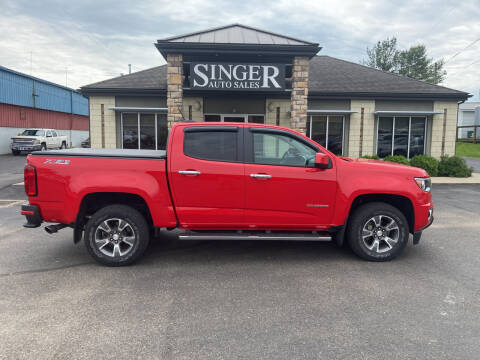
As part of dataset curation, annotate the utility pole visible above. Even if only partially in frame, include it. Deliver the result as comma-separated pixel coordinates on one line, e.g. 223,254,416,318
30,51,32,75
128,64,131,74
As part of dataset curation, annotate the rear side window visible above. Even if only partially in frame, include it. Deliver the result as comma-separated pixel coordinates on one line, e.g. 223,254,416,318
52,131,58,137
184,130,238,162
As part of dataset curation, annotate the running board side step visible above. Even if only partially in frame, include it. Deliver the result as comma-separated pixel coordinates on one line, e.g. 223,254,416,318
178,232,332,241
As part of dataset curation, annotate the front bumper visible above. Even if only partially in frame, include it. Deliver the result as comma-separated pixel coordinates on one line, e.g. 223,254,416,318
413,209,434,245
21,204,42,228
11,144,42,151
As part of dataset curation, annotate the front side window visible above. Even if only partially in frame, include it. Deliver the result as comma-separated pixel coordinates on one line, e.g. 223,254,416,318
252,132,317,167
184,130,238,162
376,116,426,158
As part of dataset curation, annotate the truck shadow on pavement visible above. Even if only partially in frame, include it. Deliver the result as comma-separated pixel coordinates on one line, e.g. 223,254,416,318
141,234,359,266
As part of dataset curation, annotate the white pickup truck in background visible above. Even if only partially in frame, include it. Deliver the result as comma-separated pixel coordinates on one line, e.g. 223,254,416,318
11,129,68,155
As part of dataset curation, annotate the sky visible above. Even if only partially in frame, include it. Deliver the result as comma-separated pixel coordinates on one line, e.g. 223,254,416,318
1,0,479,100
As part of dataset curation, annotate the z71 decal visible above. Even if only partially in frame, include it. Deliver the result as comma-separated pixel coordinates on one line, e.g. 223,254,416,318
44,159,70,165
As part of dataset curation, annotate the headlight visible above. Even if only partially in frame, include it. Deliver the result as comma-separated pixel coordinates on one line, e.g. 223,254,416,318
414,177,431,192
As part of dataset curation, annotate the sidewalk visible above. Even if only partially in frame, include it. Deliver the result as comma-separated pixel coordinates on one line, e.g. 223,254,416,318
432,172,480,184
464,158,480,173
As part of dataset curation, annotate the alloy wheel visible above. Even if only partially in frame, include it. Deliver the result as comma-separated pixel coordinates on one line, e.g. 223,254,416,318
361,215,399,253
94,218,136,257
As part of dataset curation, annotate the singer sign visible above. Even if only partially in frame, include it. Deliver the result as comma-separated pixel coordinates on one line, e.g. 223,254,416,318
190,62,285,91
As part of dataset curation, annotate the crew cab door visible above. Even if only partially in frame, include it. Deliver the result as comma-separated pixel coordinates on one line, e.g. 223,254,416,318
244,128,336,230
168,125,245,229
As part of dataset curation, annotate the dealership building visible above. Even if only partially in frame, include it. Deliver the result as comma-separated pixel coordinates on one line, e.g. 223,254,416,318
81,24,470,158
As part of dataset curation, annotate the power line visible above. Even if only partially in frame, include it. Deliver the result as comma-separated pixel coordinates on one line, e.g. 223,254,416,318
444,38,480,64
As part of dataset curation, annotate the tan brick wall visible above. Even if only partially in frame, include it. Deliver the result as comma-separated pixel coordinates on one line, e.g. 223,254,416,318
265,99,290,127
290,56,309,134
348,100,375,158
89,96,116,148
167,54,183,128
182,97,203,121
431,101,458,158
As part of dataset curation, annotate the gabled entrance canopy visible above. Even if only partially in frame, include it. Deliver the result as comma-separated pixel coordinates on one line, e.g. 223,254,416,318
155,24,321,61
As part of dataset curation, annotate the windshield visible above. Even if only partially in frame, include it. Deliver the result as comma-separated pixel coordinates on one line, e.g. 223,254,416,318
22,130,45,136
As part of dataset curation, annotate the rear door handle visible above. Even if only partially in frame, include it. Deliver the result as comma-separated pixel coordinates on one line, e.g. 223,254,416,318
250,173,272,179
179,170,201,176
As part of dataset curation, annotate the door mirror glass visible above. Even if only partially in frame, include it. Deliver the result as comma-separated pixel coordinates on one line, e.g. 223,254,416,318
314,153,329,169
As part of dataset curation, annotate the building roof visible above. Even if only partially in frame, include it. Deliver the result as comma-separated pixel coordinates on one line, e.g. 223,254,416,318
82,65,167,91
159,24,317,46
0,65,84,94
1,65,89,115
459,102,480,111
81,56,470,100
155,24,321,59
308,56,469,99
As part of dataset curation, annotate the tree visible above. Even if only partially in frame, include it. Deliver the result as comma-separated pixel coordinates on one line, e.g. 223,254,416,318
363,37,399,72
363,39,446,84
397,45,446,84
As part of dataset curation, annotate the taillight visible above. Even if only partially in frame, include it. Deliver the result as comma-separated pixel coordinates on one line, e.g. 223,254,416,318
24,164,37,196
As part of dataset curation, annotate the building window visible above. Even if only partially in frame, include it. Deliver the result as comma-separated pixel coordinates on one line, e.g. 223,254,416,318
203,114,264,123
121,112,167,150
306,115,344,156
376,116,426,158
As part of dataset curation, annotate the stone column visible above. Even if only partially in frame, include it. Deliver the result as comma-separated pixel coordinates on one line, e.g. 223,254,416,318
167,54,184,127
290,56,309,134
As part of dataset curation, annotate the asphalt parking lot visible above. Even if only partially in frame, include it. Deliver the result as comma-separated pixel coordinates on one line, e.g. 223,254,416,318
1,154,479,359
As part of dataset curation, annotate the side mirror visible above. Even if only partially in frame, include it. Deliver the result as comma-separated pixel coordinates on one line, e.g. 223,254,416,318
314,153,330,169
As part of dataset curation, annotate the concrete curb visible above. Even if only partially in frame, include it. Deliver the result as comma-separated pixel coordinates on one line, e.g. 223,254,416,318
432,172,480,184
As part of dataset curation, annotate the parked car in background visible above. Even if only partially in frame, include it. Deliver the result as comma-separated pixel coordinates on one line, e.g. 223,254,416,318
11,129,68,155
81,137,90,148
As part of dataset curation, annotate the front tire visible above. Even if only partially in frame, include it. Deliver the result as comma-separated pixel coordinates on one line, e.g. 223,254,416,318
41,143,47,151
347,202,409,261
84,204,150,266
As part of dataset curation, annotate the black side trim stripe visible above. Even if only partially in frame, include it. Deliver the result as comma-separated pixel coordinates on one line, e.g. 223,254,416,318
29,153,166,160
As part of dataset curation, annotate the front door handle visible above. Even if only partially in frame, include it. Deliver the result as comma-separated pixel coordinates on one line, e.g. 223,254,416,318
179,170,201,176
250,173,272,179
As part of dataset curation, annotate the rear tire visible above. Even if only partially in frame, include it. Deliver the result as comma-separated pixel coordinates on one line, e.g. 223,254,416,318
60,142,66,149
84,204,150,266
347,202,409,261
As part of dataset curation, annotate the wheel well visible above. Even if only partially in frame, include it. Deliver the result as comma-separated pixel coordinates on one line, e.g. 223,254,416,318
349,194,414,233
77,192,153,228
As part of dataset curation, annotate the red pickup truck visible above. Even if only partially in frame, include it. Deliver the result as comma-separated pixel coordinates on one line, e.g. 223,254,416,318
21,122,433,266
